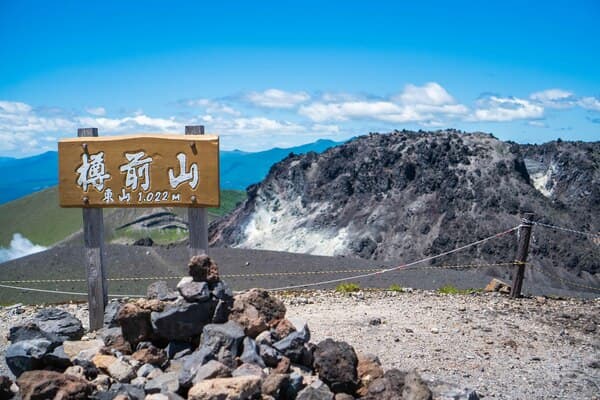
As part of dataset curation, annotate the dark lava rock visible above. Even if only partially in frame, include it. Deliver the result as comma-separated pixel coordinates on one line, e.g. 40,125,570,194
42,345,72,370
92,382,144,400
33,308,84,342
5,339,55,377
273,331,309,364
313,339,359,394
259,344,282,367
210,281,233,300
0,375,14,400
188,254,220,283
240,337,265,368
165,341,193,360
8,323,62,347
144,371,179,394
133,237,154,246
103,300,122,328
177,279,210,302
17,370,94,400
197,321,245,368
296,380,335,400
151,301,212,341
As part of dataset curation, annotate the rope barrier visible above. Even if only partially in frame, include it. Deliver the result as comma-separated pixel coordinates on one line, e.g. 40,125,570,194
268,226,519,291
0,263,518,285
0,283,144,298
524,220,600,239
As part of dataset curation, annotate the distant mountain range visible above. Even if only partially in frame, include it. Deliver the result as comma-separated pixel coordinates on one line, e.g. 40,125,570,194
0,139,340,204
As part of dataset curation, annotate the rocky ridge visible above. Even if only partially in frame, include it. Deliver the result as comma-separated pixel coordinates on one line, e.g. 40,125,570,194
209,130,600,289
0,257,475,400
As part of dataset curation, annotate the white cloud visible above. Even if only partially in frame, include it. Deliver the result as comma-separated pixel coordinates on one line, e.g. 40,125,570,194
246,89,310,108
77,114,182,132
472,96,544,122
312,124,340,133
186,99,240,115
85,106,106,116
528,120,548,128
395,82,456,106
299,83,467,124
578,96,600,111
0,233,46,263
530,89,575,108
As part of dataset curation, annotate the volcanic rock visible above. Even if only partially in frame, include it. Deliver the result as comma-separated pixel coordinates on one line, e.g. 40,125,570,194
5,339,55,377
116,303,154,347
144,371,179,394
132,345,167,367
191,360,232,385
177,278,210,302
151,301,212,341
0,376,14,400
296,380,334,400
17,370,93,400
229,288,286,337
197,321,246,368
188,254,220,283
32,308,84,342
187,375,262,400
313,339,359,394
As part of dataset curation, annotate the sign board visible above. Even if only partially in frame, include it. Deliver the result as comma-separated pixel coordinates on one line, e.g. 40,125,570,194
58,134,219,207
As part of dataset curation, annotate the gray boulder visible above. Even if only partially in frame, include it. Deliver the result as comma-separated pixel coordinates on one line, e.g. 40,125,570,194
259,344,282,367
177,279,210,302
240,337,266,368
5,339,55,377
313,339,359,394
151,301,212,341
144,371,180,394
296,380,335,400
103,300,122,328
93,382,145,400
33,308,84,341
274,331,309,364
191,360,232,385
165,341,193,360
197,321,245,368
8,323,62,347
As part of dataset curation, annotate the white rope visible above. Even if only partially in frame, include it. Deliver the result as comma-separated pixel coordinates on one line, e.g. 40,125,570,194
269,225,520,291
525,220,600,239
0,283,144,298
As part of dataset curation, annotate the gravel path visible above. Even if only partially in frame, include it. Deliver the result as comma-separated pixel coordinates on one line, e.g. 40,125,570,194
1,291,598,399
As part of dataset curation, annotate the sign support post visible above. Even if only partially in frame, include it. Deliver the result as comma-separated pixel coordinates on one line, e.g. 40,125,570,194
186,125,209,256
78,127,107,331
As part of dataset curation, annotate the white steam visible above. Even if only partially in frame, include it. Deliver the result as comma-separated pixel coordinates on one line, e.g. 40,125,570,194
0,233,47,263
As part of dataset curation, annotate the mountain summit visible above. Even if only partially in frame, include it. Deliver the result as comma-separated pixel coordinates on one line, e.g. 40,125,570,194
210,130,599,286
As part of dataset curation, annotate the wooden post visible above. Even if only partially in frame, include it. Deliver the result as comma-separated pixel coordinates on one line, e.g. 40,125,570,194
186,125,209,256
510,212,534,298
78,128,107,331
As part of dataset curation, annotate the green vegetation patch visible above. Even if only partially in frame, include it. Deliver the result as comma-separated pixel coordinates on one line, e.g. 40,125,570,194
335,282,361,293
388,284,404,292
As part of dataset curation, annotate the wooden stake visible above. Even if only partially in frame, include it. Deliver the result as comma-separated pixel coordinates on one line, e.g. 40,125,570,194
510,212,534,298
78,128,107,330
186,125,209,257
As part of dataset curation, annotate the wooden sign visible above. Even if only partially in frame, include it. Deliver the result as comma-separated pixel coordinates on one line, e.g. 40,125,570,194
58,134,219,207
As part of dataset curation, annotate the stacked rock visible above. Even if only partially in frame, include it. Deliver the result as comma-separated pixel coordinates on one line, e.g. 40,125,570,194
2,256,437,400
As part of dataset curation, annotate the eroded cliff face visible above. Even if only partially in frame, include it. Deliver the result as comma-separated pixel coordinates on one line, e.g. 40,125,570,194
210,131,600,278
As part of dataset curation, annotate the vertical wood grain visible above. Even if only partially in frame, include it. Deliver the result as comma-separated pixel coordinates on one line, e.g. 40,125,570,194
186,125,209,256
78,127,107,330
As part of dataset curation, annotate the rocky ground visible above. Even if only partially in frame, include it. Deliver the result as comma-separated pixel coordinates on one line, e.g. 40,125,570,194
1,289,598,399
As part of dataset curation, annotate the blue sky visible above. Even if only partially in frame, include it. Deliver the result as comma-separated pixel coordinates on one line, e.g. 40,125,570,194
0,0,599,157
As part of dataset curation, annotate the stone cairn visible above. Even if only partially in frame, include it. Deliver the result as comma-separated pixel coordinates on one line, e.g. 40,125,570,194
2,255,435,400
